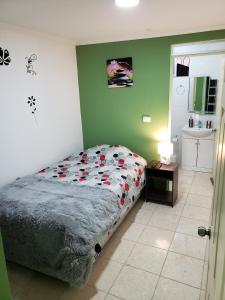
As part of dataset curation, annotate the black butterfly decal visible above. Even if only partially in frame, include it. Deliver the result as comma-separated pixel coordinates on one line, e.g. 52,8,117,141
27,96,37,114
27,96,38,125
0,47,11,66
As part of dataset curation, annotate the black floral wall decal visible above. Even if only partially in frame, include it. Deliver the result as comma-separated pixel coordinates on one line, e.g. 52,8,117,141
27,96,38,124
0,47,11,66
25,54,37,75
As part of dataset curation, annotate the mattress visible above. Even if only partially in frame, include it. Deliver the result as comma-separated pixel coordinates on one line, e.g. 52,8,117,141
0,145,146,286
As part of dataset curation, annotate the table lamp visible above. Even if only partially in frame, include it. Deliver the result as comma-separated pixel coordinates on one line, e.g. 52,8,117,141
158,142,173,165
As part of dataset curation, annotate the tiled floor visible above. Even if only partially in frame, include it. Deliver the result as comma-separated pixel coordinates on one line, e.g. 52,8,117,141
8,170,212,300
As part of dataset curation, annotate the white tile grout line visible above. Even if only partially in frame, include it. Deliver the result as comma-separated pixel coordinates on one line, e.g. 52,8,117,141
200,260,209,292
110,233,206,262
150,171,211,299
106,294,126,300
159,275,203,291
150,184,188,300
101,227,144,299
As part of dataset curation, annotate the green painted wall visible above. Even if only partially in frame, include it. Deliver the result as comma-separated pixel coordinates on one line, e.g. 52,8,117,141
76,30,225,161
0,233,11,300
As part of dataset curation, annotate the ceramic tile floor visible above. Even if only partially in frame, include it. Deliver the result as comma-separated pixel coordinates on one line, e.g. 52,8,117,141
8,170,213,300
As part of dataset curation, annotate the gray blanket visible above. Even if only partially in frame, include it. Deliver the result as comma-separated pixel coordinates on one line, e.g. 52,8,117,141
0,176,121,286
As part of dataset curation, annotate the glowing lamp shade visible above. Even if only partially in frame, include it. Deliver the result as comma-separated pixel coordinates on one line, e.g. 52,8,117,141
115,0,140,8
158,142,173,165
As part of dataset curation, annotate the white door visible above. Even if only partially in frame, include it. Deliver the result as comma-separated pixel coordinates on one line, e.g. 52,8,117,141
204,62,225,300
197,139,214,170
182,138,197,170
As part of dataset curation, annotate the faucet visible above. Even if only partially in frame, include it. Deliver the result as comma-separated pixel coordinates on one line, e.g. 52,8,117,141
198,120,202,128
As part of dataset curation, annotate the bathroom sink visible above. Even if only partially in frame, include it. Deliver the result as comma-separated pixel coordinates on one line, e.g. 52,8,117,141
182,126,215,138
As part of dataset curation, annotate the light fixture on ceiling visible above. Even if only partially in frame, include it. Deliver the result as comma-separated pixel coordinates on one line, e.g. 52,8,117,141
115,0,140,8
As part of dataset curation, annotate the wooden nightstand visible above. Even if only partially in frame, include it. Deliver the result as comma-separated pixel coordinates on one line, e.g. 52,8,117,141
145,162,178,207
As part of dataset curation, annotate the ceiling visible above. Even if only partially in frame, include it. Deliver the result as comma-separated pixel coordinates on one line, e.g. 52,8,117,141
0,0,225,45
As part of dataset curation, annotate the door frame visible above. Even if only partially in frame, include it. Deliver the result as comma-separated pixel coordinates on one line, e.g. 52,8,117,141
206,59,225,300
169,39,225,161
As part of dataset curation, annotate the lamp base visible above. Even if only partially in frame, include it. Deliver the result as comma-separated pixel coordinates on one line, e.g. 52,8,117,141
160,155,171,165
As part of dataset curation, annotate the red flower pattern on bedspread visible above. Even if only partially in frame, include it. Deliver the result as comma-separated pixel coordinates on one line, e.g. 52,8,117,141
38,145,147,208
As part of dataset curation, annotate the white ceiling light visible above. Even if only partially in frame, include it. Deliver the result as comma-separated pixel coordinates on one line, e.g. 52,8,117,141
115,0,140,8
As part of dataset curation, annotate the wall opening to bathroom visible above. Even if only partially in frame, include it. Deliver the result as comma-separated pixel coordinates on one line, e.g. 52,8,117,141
169,39,225,171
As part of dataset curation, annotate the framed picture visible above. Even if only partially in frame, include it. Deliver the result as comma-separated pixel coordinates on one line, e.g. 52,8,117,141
174,56,190,77
106,57,133,88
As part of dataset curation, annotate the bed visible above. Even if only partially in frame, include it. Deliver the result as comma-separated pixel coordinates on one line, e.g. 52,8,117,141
0,144,146,287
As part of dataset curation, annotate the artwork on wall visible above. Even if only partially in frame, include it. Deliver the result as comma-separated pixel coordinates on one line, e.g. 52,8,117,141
27,96,38,124
25,54,37,75
174,56,190,77
1,45,39,125
106,57,133,88
0,47,11,66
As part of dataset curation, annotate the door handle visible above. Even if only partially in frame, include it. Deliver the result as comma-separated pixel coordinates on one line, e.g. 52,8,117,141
210,177,214,186
198,226,211,239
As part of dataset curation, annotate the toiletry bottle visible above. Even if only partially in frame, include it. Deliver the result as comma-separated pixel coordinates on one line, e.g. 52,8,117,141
209,120,212,129
189,116,193,128
206,120,209,129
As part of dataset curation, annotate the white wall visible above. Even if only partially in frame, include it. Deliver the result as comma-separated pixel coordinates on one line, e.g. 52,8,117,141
189,54,225,79
0,23,83,187
172,40,225,56
171,77,189,163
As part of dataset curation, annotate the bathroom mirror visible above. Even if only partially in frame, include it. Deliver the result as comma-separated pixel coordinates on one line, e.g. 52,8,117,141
188,76,218,114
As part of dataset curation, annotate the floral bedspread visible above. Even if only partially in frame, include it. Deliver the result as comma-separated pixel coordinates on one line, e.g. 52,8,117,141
38,144,147,210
